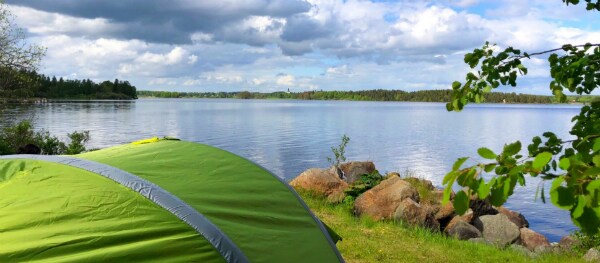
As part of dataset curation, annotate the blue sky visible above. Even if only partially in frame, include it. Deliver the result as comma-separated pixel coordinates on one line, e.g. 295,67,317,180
6,0,600,94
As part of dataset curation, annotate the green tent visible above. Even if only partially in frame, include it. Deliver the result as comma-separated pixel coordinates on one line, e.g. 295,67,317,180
0,138,344,262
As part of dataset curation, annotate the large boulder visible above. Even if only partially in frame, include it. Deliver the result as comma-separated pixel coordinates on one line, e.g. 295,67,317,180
559,235,581,250
290,168,348,203
445,220,481,240
584,248,600,262
354,177,419,220
473,214,520,247
497,206,529,228
393,198,439,231
339,161,376,183
519,228,550,251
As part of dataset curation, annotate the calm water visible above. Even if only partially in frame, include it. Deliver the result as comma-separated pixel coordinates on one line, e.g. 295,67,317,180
0,99,582,241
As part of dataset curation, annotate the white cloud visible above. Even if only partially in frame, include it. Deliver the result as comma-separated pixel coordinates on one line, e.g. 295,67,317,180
276,74,295,86
7,1,600,95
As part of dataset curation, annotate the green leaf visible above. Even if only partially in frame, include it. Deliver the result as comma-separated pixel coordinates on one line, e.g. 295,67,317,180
503,141,522,156
484,164,496,173
593,155,600,167
594,138,600,152
572,195,586,218
453,190,470,215
559,157,570,170
452,81,461,90
452,157,469,171
477,147,497,160
517,174,526,186
532,152,553,170
477,181,491,199
442,186,452,205
587,180,600,193
550,177,576,210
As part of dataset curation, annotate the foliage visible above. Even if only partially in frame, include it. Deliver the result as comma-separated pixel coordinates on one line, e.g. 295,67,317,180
327,134,350,169
443,2,600,234
299,191,584,263
574,230,600,252
136,89,569,104
0,0,45,95
64,131,90,155
344,170,384,202
0,120,89,155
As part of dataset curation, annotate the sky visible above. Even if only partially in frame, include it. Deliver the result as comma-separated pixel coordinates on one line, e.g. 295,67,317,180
5,0,600,94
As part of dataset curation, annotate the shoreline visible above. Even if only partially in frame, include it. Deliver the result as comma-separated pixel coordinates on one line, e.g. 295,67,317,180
136,96,587,105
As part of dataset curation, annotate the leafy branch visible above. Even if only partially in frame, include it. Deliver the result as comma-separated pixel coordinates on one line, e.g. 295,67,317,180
444,1,600,235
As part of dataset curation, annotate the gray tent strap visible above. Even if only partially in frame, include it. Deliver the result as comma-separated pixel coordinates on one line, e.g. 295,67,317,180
0,155,249,263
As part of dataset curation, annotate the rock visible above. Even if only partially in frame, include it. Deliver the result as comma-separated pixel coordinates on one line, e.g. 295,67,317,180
393,198,439,231
444,209,474,231
473,214,520,247
497,206,529,228
339,161,376,184
584,248,600,262
534,245,559,255
559,235,581,250
354,177,419,220
445,220,481,240
510,244,536,258
290,168,348,203
435,202,455,222
519,228,550,251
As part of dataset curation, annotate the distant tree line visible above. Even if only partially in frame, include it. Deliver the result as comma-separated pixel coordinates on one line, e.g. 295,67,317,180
0,69,137,100
136,89,579,104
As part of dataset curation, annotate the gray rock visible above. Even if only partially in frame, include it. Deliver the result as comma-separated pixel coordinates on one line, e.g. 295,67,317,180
497,206,529,228
393,198,440,231
534,245,558,255
339,161,376,184
473,214,520,247
519,228,550,251
584,248,600,262
446,220,481,240
510,244,536,258
559,235,581,250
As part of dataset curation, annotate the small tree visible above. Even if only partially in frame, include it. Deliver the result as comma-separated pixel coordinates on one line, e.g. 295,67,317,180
0,0,45,96
328,134,350,178
443,0,600,234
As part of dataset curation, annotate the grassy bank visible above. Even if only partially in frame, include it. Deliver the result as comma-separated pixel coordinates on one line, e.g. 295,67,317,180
299,191,585,263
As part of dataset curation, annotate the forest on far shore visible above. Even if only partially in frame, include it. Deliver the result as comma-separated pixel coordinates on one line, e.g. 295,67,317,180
138,89,597,104
0,69,137,100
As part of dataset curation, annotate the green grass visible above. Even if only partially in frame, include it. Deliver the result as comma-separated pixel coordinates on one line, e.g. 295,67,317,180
299,191,585,263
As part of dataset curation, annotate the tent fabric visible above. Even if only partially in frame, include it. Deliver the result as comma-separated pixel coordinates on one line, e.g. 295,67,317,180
0,154,248,263
0,139,344,263
0,159,225,262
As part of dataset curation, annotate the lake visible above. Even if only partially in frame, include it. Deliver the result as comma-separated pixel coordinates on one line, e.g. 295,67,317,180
0,98,582,241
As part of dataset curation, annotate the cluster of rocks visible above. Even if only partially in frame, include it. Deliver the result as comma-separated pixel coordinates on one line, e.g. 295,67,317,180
290,161,592,258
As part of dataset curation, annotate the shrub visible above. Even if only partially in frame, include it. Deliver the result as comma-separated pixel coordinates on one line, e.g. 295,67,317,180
0,120,89,155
